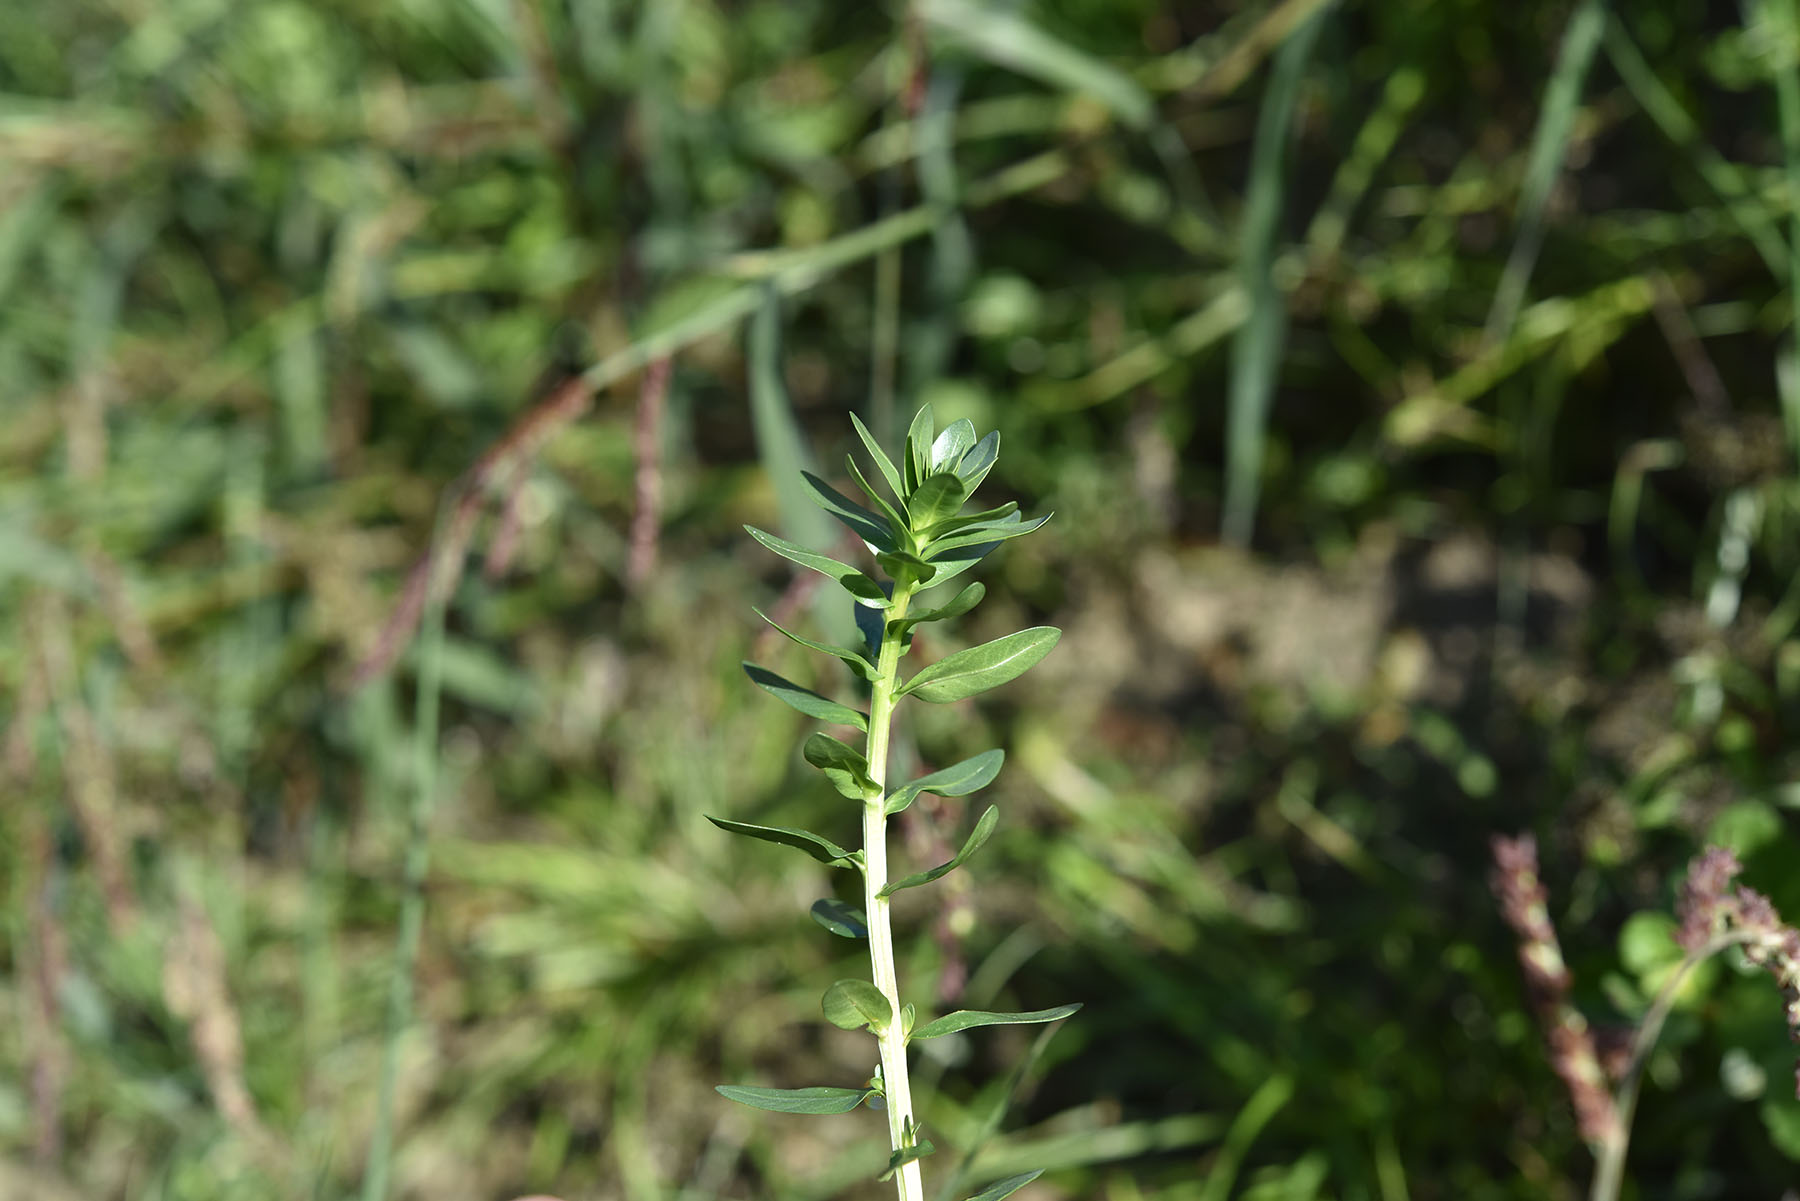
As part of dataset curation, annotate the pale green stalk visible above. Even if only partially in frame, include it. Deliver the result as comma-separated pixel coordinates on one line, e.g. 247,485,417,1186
862,584,924,1201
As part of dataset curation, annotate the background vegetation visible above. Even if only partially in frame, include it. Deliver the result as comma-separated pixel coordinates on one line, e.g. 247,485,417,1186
5,0,1800,1198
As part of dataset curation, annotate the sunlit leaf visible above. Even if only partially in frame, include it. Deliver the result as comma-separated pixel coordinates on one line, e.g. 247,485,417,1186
899,628,1061,703
904,405,936,493
803,731,878,799
880,805,998,895
954,430,1000,493
910,1003,1081,1040
877,550,939,588
884,749,1004,816
745,525,887,607
930,418,977,472
742,662,868,730
845,454,912,543
801,471,898,552
822,978,893,1032
880,1138,937,1180
811,898,869,938
716,1085,872,1115
705,816,860,868
908,471,968,531
850,410,907,500
753,607,878,681
925,512,1051,557
924,501,1018,543
893,582,986,632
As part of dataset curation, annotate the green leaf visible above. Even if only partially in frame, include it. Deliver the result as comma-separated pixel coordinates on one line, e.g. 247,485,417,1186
803,732,879,800
954,430,1000,493
961,1170,1044,1201
706,816,860,868
880,805,998,895
716,1085,872,1115
742,663,868,730
877,550,939,588
879,1139,937,1180
850,411,907,500
745,526,887,607
925,512,1051,556
844,455,912,544
930,418,978,472
908,471,968,531
893,582,986,632
823,978,893,1032
801,471,898,552
917,537,1001,590
901,1002,916,1038
753,608,878,681
904,405,936,493
924,501,1018,542
911,1004,1081,1040
900,627,1061,703
884,749,1004,817
811,898,869,938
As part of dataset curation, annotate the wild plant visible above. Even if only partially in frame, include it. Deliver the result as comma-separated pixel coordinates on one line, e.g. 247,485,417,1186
711,405,1077,1201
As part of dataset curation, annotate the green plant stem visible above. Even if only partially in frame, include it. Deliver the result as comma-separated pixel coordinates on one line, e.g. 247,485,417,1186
863,583,925,1201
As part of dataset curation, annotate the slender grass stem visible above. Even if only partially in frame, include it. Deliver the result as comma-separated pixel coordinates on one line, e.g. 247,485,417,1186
361,515,451,1201
862,584,925,1201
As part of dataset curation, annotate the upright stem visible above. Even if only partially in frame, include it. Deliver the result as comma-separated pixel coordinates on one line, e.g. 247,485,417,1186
863,585,925,1201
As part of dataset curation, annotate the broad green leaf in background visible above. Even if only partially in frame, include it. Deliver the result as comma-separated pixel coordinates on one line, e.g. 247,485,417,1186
884,749,1005,816
811,898,869,939
911,1004,1082,1040
803,731,879,799
706,816,861,868
901,628,1062,703
960,1170,1045,1201
742,663,868,730
850,410,907,500
881,805,999,895
754,608,879,681
823,978,894,1032
802,471,899,551
716,1085,874,1115
746,525,888,606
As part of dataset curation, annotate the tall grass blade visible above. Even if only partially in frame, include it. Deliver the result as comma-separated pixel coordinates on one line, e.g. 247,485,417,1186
1221,8,1327,546
1481,0,1605,347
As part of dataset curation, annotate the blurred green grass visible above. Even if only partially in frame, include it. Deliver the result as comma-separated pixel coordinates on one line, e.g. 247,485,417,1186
7,1,1800,1199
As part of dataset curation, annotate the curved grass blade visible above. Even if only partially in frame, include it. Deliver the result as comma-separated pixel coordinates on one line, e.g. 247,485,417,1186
801,471,898,551
930,418,977,472
955,430,1000,493
893,582,986,633
706,816,861,868
925,512,1050,557
754,607,878,681
716,1085,873,1115
850,410,907,500
958,1171,1044,1201
811,898,869,939
803,731,878,799
884,749,1005,817
905,404,937,493
880,805,998,896
900,627,1061,704
911,1004,1081,1040
746,525,887,607
823,978,894,1032
742,663,868,730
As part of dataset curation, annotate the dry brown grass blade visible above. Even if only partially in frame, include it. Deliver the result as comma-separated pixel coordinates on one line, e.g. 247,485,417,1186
161,886,264,1138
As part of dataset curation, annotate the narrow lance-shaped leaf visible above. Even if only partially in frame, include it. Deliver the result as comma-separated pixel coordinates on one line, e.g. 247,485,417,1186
822,978,893,1032
910,1003,1082,1040
706,816,861,868
891,581,985,632
908,471,968,530
900,627,1061,704
801,471,897,552
753,607,878,682
930,418,977,473
880,805,998,895
742,662,867,731
961,1170,1044,1201
880,1138,937,1181
803,731,878,800
811,898,868,939
925,511,1051,557
745,525,887,607
904,404,936,493
877,550,938,588
924,501,1018,543
850,410,906,500
844,454,912,544
884,749,1004,817
954,430,1000,493
918,536,1001,590
716,1085,872,1115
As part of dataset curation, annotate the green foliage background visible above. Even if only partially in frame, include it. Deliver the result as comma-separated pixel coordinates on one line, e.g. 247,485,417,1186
5,0,1800,1198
